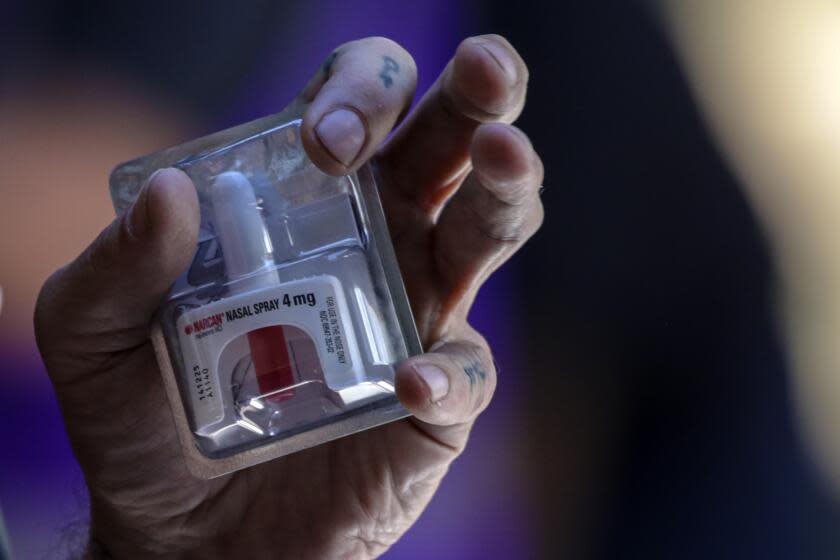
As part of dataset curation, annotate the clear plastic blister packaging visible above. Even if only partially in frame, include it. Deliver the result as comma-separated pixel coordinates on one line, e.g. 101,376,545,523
110,114,421,478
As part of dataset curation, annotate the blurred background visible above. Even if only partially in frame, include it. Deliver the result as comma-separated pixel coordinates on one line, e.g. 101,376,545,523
2,1,840,558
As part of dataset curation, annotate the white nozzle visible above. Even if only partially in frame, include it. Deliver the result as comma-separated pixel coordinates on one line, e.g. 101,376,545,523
211,171,275,284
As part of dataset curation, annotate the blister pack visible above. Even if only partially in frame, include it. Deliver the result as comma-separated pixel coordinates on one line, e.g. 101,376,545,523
110,114,421,478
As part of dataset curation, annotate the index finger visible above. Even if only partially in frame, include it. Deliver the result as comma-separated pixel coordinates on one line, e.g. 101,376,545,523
297,37,418,175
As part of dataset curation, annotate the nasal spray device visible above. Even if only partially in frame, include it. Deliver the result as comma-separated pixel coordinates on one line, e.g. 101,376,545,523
110,116,421,478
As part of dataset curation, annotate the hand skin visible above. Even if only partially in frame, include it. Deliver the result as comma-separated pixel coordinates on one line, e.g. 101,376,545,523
34,35,544,559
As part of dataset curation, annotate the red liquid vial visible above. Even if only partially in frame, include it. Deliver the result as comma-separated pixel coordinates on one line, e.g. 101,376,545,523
247,326,295,402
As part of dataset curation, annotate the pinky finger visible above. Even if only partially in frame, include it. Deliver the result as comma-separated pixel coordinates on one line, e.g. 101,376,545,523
395,333,497,431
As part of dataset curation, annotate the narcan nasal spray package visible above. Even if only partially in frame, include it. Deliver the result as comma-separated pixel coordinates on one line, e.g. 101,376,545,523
110,114,421,478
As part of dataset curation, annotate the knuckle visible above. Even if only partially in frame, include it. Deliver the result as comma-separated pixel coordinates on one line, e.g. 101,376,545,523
511,199,544,247
481,213,525,243
506,174,540,205
490,208,533,243
463,181,539,243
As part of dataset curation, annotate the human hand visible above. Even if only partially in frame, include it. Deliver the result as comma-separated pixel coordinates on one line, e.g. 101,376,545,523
35,35,543,559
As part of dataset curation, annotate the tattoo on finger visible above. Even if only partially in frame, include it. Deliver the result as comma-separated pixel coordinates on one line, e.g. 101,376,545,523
379,55,400,88
463,361,488,386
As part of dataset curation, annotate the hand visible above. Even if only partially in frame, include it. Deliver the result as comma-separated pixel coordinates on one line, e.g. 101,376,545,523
35,35,543,559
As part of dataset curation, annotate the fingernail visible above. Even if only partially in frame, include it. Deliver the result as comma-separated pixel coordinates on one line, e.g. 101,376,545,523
414,363,450,403
315,109,366,167
126,168,164,238
478,41,518,85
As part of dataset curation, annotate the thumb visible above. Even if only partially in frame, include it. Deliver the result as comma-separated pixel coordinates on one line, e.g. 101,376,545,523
35,168,199,363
